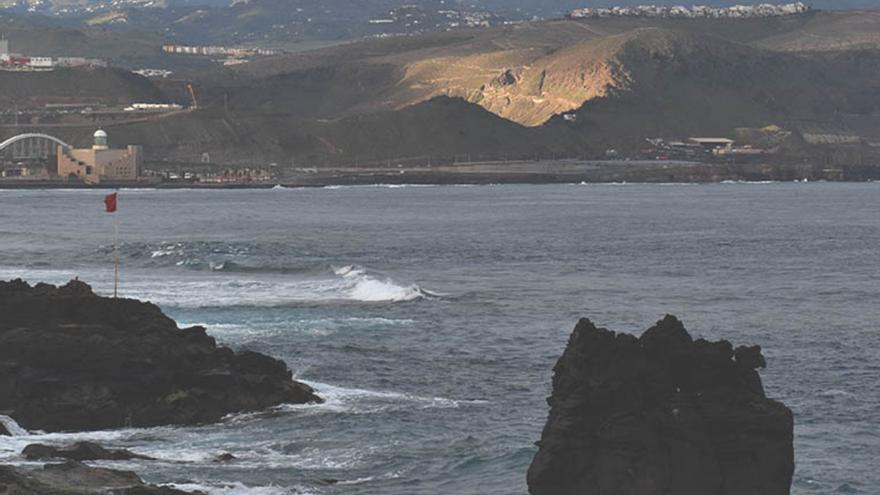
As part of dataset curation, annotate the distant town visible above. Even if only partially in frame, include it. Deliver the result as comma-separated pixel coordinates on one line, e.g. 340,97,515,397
0,129,278,186
1,125,853,187
569,2,810,19
0,36,105,70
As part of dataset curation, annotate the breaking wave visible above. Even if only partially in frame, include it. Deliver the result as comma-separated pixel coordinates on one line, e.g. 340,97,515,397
178,317,415,342
271,381,489,417
332,265,436,302
0,263,436,308
0,415,29,436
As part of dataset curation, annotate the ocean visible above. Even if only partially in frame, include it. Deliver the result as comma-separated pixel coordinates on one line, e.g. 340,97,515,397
0,183,877,494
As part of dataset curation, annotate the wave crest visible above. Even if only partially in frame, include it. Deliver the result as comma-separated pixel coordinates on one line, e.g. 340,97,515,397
0,415,29,436
333,265,433,303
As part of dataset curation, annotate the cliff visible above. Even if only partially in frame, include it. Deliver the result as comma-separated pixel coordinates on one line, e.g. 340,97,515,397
527,315,794,495
0,279,320,432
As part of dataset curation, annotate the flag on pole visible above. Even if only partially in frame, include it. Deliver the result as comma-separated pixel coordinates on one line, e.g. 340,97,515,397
104,191,120,297
104,192,117,213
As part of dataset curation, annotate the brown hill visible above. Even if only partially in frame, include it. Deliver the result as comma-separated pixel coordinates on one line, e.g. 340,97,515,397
39,96,589,165
0,67,165,108
198,22,880,131
753,10,880,52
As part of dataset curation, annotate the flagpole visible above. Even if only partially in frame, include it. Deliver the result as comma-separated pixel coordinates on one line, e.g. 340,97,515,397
113,192,119,298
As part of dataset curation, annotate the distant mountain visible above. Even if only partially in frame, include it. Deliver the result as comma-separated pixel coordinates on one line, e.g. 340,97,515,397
4,0,877,20
479,0,880,17
2,0,878,49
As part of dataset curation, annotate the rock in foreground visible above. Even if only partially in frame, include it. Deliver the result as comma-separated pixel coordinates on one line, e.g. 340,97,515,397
0,279,321,432
0,461,195,495
527,315,794,495
22,441,154,462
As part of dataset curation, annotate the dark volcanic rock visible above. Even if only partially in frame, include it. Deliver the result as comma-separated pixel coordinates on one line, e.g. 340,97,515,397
0,279,321,432
0,461,197,494
527,315,794,495
22,441,154,461
213,452,237,463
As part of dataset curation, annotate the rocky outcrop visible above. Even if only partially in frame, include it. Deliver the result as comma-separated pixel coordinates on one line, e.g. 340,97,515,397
22,442,154,462
0,461,196,495
0,279,321,432
527,315,794,495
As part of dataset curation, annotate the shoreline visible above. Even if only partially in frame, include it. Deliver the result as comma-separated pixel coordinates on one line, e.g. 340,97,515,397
0,160,878,189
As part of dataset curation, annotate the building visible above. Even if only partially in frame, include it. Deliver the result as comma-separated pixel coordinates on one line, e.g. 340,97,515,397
0,37,8,57
28,56,53,69
688,137,735,152
57,129,142,184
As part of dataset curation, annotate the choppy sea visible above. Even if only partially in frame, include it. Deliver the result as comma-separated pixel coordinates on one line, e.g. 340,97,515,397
0,183,878,494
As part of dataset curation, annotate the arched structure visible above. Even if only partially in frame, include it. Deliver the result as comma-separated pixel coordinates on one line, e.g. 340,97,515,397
0,133,71,161
0,133,71,152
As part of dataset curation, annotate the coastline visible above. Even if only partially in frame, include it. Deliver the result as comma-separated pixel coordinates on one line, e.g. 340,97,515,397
1,160,877,189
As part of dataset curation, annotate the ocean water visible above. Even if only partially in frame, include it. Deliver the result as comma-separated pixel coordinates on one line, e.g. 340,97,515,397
0,183,878,495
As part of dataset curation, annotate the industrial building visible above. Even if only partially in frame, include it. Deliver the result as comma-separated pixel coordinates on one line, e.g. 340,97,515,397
0,36,105,70
57,130,142,184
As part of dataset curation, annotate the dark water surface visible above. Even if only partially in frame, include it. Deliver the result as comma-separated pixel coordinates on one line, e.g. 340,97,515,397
0,183,877,494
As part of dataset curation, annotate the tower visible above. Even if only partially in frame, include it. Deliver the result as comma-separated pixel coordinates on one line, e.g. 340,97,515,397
93,129,108,150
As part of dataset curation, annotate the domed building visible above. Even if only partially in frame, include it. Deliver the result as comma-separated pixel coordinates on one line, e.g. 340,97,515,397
57,129,142,184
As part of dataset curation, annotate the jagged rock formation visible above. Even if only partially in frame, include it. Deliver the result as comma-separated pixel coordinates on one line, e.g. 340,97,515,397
0,279,321,432
22,442,154,462
0,461,195,495
527,315,794,495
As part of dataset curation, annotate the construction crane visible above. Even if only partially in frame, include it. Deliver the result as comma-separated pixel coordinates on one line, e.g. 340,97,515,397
186,83,198,110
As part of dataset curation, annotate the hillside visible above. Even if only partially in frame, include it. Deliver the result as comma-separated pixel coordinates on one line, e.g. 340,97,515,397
196,16,880,128
754,10,880,51
28,96,588,165
0,67,164,107
0,20,201,69
2,11,880,167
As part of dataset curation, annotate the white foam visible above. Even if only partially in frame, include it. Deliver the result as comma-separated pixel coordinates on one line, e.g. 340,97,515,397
0,415,29,436
0,424,173,464
165,482,299,495
333,264,433,302
337,471,402,485
273,381,489,416
347,276,425,302
322,184,437,190
180,317,415,342
0,265,436,308
332,265,365,278
719,179,780,185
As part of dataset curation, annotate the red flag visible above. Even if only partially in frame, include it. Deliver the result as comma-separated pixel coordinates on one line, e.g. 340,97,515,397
104,192,117,213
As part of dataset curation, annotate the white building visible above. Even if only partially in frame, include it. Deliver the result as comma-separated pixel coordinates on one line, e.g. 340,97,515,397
28,57,53,68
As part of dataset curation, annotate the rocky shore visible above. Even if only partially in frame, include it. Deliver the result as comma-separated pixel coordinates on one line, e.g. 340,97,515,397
0,460,195,495
528,315,794,495
2,159,879,190
0,279,321,433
